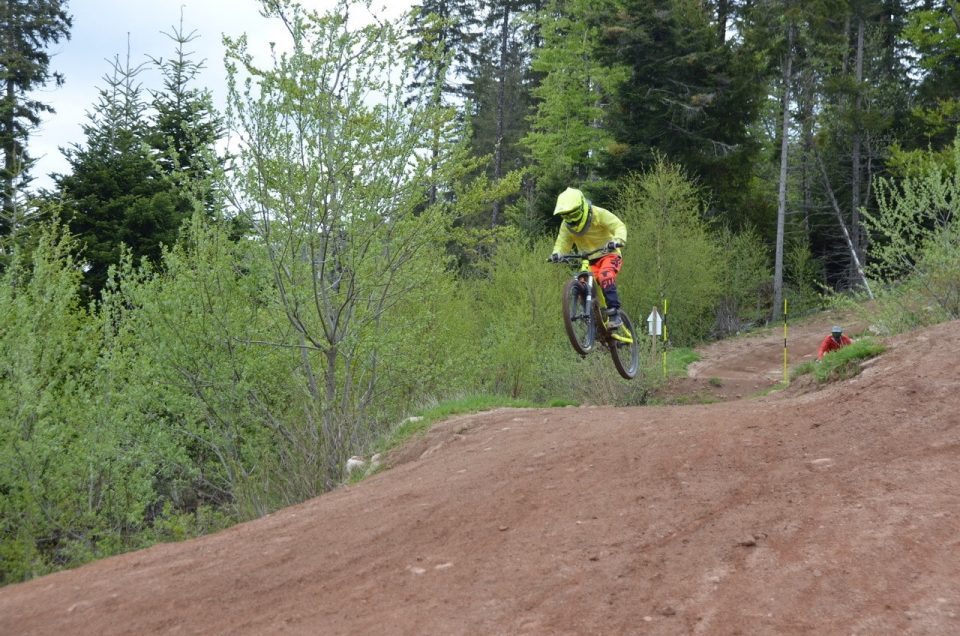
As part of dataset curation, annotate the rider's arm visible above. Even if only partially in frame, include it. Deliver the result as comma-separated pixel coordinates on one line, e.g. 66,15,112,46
595,207,627,245
816,336,832,360
553,226,574,255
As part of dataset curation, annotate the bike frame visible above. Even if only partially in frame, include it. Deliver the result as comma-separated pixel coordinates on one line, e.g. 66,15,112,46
553,246,640,379
565,249,631,343
573,257,610,329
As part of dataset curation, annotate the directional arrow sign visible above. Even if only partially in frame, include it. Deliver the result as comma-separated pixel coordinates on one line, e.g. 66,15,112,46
647,307,662,336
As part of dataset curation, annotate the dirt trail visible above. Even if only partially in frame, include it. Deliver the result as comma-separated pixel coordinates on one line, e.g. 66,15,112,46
2,316,959,635
658,309,867,403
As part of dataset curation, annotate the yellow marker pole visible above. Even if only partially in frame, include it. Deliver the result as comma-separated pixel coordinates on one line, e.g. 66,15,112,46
783,298,789,385
662,299,669,379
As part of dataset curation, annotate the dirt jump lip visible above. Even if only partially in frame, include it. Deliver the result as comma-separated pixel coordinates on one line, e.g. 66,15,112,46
2,319,959,636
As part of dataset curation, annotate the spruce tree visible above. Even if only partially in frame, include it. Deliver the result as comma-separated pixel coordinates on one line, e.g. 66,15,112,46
58,49,166,299
469,0,541,226
408,0,482,104
600,0,765,221
59,20,226,301
523,0,627,198
148,12,224,214
406,0,483,205
0,0,72,241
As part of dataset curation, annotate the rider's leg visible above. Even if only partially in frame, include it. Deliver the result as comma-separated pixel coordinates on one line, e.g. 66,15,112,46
591,254,623,310
603,286,623,330
603,284,620,310
591,253,623,329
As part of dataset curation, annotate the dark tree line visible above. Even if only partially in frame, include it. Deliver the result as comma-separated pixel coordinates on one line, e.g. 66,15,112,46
6,0,960,303
407,0,959,297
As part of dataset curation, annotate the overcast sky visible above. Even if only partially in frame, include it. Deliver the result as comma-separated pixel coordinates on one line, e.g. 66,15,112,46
29,0,408,191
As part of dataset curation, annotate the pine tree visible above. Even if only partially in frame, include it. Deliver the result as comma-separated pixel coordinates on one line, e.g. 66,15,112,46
899,0,960,152
58,48,167,299
0,0,72,241
469,0,541,226
523,0,627,198
600,0,765,221
147,11,224,211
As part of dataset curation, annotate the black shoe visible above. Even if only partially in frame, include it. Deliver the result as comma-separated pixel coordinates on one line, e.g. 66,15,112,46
606,310,622,330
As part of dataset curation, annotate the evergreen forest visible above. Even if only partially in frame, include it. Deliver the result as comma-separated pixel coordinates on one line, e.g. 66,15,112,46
1,0,959,583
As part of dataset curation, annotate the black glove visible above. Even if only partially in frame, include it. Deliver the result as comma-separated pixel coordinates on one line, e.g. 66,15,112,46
549,253,562,263
606,240,621,251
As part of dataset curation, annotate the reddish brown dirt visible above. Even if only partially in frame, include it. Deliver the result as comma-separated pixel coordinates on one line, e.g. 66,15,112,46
3,316,960,635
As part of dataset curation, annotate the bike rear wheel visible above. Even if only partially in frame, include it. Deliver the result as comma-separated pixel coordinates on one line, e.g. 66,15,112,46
609,310,640,379
562,278,595,354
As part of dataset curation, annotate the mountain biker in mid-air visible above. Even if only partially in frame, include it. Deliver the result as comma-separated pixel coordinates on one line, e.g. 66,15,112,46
549,187,628,330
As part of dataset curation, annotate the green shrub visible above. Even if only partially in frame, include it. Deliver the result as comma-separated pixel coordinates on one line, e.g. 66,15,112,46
863,131,960,319
614,159,725,345
792,338,887,383
713,226,772,336
0,224,169,583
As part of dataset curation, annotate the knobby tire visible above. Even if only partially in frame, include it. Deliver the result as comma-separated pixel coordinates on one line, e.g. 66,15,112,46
562,278,595,355
609,310,640,380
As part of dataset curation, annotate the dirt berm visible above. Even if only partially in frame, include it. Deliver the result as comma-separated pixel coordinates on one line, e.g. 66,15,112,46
2,319,959,635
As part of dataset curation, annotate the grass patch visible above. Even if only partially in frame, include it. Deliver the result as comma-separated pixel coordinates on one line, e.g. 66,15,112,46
369,394,545,467
650,392,721,406
666,347,700,377
791,338,887,384
348,394,547,484
790,360,817,381
753,381,789,397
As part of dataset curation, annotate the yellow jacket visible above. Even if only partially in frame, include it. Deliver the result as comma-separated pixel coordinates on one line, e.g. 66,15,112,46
553,205,627,257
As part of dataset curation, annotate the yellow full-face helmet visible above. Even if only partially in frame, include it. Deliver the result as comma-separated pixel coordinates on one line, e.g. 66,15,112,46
554,187,588,230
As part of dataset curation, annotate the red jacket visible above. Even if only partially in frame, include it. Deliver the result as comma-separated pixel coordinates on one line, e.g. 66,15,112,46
817,334,853,360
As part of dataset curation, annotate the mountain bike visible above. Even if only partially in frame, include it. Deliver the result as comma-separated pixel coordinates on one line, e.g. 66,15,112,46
550,246,640,380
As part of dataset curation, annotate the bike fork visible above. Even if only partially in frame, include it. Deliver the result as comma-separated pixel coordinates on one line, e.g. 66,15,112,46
582,275,593,309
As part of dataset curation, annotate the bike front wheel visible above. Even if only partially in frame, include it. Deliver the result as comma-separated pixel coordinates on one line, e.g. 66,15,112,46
562,278,595,355
609,310,640,380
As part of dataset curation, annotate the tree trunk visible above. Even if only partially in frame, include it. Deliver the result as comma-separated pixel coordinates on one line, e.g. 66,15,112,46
772,24,794,322
815,149,874,299
2,78,17,231
323,346,340,488
428,30,446,208
850,15,865,285
947,0,960,33
799,69,815,237
841,13,851,75
716,0,729,45
491,3,510,227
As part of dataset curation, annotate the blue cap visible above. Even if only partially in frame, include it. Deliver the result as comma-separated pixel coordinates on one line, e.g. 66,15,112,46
831,325,843,334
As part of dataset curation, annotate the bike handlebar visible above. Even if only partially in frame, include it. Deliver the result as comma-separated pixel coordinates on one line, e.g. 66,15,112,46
546,245,620,264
